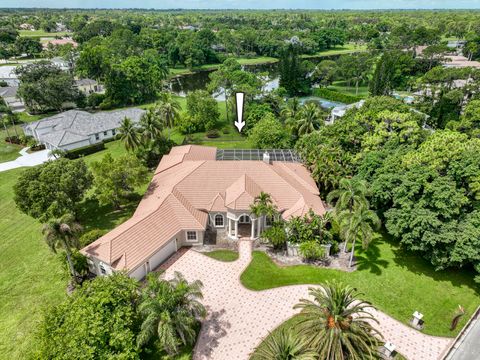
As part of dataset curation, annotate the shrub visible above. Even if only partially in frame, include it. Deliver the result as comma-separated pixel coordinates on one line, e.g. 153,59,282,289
299,241,325,262
222,127,230,134
262,225,287,250
64,142,105,159
0,80,8,87
79,229,107,248
312,88,363,104
206,129,220,138
87,93,106,109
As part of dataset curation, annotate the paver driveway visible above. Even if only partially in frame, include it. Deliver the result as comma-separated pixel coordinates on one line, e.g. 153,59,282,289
163,241,452,360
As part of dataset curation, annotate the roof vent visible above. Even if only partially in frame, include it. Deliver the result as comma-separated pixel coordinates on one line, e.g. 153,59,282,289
263,152,271,164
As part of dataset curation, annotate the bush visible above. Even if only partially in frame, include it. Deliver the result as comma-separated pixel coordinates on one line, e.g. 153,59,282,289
79,229,107,248
262,225,287,250
0,80,8,87
222,127,230,134
312,88,363,104
299,241,325,262
64,142,105,159
206,129,220,138
87,93,106,109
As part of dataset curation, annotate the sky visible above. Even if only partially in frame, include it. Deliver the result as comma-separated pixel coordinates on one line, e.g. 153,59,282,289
2,0,480,10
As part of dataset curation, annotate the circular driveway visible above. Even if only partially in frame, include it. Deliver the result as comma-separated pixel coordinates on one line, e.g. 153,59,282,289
163,241,451,360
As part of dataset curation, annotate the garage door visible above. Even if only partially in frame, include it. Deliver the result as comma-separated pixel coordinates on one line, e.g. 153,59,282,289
149,239,177,270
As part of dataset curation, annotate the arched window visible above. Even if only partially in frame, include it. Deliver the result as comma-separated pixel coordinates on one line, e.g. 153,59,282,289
214,214,224,227
239,215,251,224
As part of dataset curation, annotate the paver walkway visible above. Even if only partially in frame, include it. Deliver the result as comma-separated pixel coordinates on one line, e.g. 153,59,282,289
0,147,52,172
163,241,452,360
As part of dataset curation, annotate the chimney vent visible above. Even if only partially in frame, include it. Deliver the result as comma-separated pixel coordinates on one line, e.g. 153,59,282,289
263,152,271,164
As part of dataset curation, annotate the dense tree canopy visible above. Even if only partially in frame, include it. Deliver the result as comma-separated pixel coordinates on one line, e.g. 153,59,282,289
14,159,92,222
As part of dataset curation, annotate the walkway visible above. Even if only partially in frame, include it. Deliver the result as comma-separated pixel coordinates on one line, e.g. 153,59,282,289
163,241,452,360
0,148,52,172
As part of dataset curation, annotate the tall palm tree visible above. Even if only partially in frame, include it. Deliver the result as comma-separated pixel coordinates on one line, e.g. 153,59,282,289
337,206,381,267
294,282,382,359
140,108,163,143
296,103,324,136
327,178,369,214
158,92,181,140
42,214,82,281
252,327,317,360
0,113,12,141
138,272,206,355
250,191,278,219
119,117,140,152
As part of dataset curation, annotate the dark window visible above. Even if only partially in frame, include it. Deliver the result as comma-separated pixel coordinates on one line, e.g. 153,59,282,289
95,133,100,141
215,214,224,227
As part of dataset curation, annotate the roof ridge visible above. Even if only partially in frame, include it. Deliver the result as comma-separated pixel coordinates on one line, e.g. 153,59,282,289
171,188,205,228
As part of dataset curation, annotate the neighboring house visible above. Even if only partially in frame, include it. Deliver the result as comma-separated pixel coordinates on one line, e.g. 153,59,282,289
42,37,78,50
22,108,145,151
75,79,104,95
81,145,326,280
444,55,480,69
0,86,25,112
19,23,35,31
0,65,19,87
51,57,70,71
328,100,365,124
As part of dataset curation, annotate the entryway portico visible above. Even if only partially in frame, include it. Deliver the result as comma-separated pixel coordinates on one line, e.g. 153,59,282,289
226,212,261,240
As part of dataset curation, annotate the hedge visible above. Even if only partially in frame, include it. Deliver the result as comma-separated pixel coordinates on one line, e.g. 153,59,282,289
312,88,363,104
64,142,105,159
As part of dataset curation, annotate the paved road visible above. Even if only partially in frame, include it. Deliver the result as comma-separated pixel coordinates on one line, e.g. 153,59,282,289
163,241,452,360
445,312,480,360
0,148,52,172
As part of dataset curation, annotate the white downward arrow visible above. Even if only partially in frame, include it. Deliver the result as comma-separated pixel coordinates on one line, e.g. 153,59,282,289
234,92,245,133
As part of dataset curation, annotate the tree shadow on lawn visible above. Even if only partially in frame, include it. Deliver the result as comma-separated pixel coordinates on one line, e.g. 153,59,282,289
355,239,390,276
76,195,141,232
389,237,479,294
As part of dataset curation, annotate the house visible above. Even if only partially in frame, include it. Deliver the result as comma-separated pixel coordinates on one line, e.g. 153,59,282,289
75,79,104,95
0,65,19,87
328,100,365,124
19,23,35,31
22,108,145,151
51,57,70,71
81,145,326,280
42,37,78,50
0,86,25,112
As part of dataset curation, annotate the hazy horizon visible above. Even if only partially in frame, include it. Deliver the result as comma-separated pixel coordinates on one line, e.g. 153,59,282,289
1,0,480,10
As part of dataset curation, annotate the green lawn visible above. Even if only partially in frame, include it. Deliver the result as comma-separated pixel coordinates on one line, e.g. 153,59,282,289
0,169,67,359
169,56,278,76
302,43,368,59
203,250,239,262
19,30,70,38
328,81,369,98
241,235,479,338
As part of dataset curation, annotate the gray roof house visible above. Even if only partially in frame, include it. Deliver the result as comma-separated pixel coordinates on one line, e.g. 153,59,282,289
23,108,145,151
0,86,25,112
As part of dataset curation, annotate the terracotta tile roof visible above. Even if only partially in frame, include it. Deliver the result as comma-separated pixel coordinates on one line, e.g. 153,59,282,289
81,145,325,274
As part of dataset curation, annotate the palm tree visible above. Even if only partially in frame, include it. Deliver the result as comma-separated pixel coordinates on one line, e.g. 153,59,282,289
337,206,381,267
252,327,317,360
119,117,140,151
0,113,12,141
250,191,278,220
140,108,163,143
294,282,382,359
327,178,369,214
296,103,324,136
42,214,82,282
158,92,181,140
138,272,206,355
281,97,301,124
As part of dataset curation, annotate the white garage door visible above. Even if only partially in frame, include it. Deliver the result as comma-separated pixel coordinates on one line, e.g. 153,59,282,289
149,239,177,270
129,264,146,280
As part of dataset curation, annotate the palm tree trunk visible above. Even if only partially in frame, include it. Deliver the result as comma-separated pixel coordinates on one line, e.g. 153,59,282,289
62,238,78,282
2,118,12,141
11,117,19,137
355,80,359,96
348,237,356,267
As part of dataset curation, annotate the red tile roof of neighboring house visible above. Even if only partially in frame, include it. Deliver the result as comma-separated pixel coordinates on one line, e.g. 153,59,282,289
81,145,325,274
42,38,78,49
